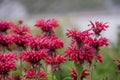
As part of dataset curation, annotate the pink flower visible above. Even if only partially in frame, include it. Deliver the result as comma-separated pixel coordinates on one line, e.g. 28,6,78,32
81,69,90,80
40,34,64,50
39,71,46,79
13,34,32,48
70,68,77,80
24,68,46,79
11,25,30,35
66,29,90,40
0,52,17,76
21,50,47,65
35,19,59,32
46,55,65,71
97,52,102,63
0,34,15,48
0,20,12,33
46,55,65,65
89,21,108,35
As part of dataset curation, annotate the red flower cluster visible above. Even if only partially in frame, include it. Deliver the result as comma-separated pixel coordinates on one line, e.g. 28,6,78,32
0,52,17,76
0,20,12,33
81,69,90,80
46,55,65,71
70,68,77,80
114,59,120,73
11,25,30,35
21,50,47,65
70,68,90,80
35,19,59,32
24,68,46,79
13,34,32,48
89,21,108,35
0,34,15,48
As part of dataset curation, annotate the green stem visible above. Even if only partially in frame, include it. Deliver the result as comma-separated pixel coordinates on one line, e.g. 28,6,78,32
51,65,54,80
20,58,23,76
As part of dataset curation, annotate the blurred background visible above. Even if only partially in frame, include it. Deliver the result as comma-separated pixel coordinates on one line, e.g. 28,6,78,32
0,0,120,80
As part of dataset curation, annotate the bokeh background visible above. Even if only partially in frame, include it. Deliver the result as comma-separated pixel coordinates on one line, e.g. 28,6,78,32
0,0,120,79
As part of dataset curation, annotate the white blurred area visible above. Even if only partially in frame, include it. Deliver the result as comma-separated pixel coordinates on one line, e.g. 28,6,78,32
0,0,120,43
0,0,27,20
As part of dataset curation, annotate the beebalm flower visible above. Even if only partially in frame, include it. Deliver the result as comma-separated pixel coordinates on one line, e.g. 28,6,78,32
24,68,46,79
21,50,47,65
113,59,120,73
0,52,17,76
13,34,32,48
0,20,12,33
35,19,59,32
46,55,65,71
66,29,90,41
84,37,108,49
65,46,94,64
88,21,108,35
0,34,15,48
70,68,77,80
40,34,64,50
81,69,90,80
28,35,42,50
11,25,30,35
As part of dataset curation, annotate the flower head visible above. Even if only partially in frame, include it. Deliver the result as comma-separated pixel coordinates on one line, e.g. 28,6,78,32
11,25,30,35
21,50,47,65
13,34,32,48
24,68,46,79
81,69,90,80
0,52,17,76
35,19,59,32
70,68,77,80
0,20,12,33
89,21,108,35
46,55,65,71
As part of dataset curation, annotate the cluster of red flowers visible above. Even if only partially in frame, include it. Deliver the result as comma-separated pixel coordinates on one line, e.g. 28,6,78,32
65,21,109,80
0,20,12,33
70,68,90,80
24,68,46,79
0,52,17,76
35,19,59,32
21,50,47,65
0,19,109,80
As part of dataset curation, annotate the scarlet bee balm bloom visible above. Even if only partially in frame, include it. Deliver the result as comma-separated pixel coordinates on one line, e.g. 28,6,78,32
0,52,17,76
35,19,59,32
0,20,12,33
21,50,47,65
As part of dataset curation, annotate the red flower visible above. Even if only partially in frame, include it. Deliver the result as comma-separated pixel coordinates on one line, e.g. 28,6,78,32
13,34,32,48
97,52,102,63
35,19,59,32
46,55,65,71
39,71,46,79
0,20,12,32
24,68,46,79
0,34,15,48
66,29,90,40
21,50,47,65
70,68,77,80
46,55,65,65
0,52,17,76
11,25,30,35
65,47,79,62
29,34,64,50
89,21,108,35
81,69,90,80
28,35,42,50
113,59,120,73
84,37,108,49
